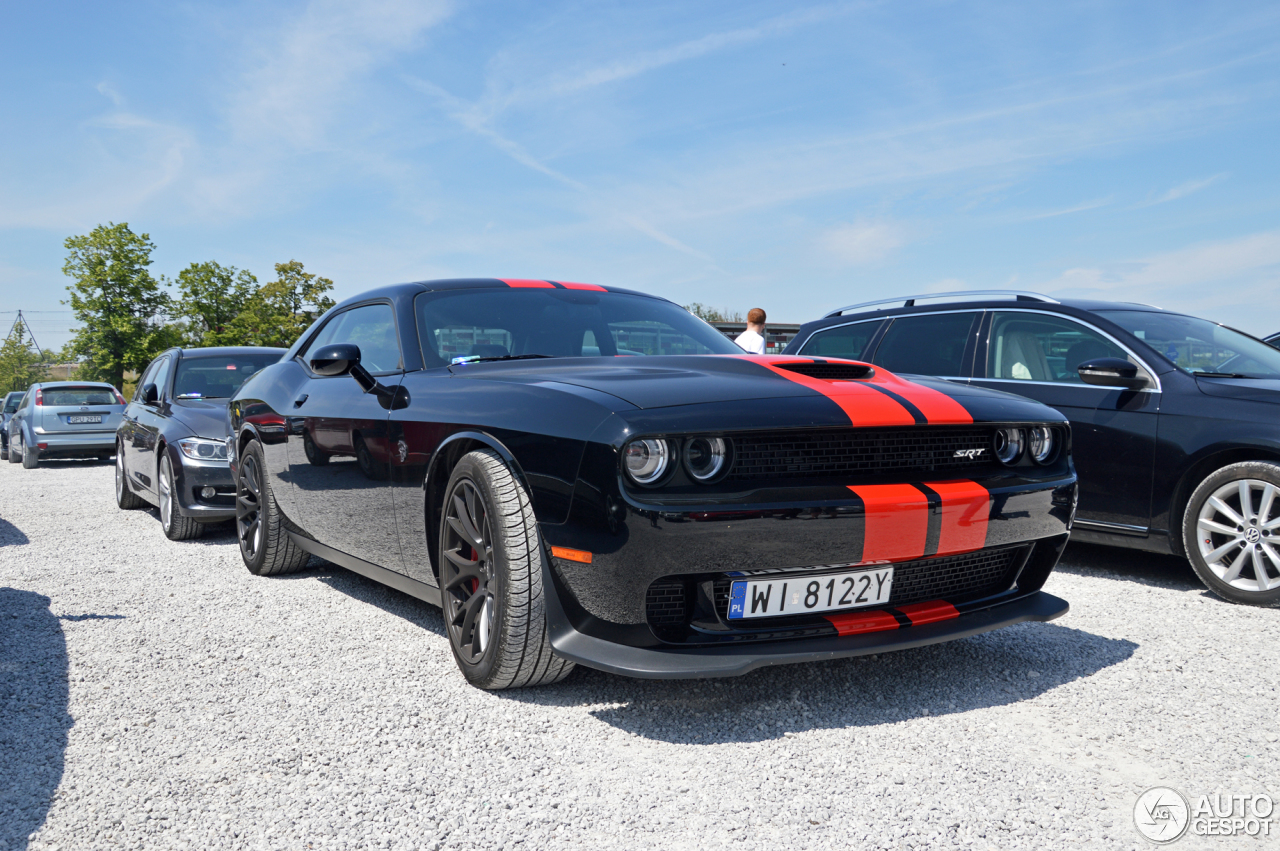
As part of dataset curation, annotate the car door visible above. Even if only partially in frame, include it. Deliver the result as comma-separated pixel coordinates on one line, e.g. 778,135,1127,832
126,355,173,494
288,301,405,569
972,310,1159,532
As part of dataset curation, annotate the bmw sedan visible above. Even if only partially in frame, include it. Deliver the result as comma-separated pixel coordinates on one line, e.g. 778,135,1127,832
116,346,285,540
786,291,1280,606
7,382,125,468
226,279,1077,689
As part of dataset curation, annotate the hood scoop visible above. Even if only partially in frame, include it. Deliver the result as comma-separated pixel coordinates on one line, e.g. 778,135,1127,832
774,361,874,380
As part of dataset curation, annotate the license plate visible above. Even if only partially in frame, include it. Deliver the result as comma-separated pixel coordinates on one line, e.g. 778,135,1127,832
727,567,894,620
67,415,103,424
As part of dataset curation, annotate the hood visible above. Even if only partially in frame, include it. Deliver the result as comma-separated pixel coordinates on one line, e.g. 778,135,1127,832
451,355,1063,426
1196,376,1280,404
170,399,231,439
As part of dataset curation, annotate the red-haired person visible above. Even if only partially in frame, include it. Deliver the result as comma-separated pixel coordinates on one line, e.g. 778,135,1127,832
734,308,767,354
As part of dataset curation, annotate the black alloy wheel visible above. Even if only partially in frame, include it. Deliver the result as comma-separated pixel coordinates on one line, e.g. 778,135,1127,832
236,440,308,576
439,448,574,689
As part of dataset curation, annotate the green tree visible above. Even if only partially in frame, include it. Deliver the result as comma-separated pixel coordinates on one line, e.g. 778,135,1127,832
684,303,742,323
173,261,260,347
0,318,46,394
229,260,335,348
62,222,176,389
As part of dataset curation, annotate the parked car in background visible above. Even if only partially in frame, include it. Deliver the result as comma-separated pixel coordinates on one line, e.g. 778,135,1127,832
6,382,125,469
227,278,1076,689
1,391,25,460
786,291,1280,606
1264,332,1280,349
115,346,285,541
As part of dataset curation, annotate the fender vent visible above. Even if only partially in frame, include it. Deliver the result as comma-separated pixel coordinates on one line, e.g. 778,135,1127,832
775,362,874,380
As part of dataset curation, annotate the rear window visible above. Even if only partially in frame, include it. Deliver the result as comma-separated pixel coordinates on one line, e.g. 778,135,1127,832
42,387,118,406
173,354,282,400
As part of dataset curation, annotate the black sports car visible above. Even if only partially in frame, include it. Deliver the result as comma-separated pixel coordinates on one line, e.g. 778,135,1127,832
116,346,286,539
227,279,1077,688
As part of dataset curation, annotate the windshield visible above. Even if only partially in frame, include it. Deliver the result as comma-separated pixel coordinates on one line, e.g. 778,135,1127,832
416,287,741,367
1097,310,1280,379
173,354,282,399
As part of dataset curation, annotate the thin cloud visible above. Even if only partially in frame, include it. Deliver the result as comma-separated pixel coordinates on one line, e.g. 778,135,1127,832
1024,197,1113,220
818,221,906,265
95,81,124,107
1140,173,1227,206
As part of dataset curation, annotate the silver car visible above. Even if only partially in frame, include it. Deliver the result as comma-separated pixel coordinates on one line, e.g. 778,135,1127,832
7,382,125,469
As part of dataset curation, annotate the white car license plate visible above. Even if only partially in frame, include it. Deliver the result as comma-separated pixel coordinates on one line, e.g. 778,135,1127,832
67,415,103,424
727,567,894,620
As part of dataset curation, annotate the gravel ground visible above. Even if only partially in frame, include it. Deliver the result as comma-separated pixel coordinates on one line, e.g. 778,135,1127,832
2,459,1278,851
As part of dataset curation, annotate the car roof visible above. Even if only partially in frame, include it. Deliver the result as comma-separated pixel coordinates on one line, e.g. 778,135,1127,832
172,346,288,358
33,381,117,389
330,278,665,311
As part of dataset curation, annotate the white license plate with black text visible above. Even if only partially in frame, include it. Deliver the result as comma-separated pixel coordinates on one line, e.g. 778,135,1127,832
66,415,103,424
727,567,893,620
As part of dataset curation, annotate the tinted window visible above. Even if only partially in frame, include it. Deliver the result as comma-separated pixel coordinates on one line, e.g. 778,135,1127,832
303,303,402,374
174,354,282,400
416,288,740,367
987,312,1131,383
1097,310,1280,380
148,357,173,401
41,386,118,406
873,313,977,376
3,392,21,413
133,358,161,402
797,321,881,360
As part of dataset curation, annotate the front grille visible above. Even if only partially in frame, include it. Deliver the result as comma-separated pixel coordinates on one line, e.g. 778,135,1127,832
776,362,873,380
708,546,1025,621
646,579,690,627
726,426,992,482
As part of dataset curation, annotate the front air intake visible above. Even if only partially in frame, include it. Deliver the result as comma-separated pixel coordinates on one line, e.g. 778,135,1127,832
775,362,874,380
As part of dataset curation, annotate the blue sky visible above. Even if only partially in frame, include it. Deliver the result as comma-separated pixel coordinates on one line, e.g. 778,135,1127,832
3,0,1280,351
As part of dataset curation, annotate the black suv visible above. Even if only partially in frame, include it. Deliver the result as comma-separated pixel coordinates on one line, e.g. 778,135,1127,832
785,291,1280,606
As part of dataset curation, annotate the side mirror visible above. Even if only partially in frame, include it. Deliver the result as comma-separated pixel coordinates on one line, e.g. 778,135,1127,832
310,343,361,376
1077,357,1148,390
142,383,159,405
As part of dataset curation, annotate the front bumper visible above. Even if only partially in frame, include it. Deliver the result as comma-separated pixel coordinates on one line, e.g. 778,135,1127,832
169,451,236,521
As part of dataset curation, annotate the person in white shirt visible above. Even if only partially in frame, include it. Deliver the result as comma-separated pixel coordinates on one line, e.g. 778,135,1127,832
734,308,767,354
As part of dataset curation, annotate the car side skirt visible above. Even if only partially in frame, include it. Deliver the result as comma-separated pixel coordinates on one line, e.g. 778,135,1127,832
286,531,443,607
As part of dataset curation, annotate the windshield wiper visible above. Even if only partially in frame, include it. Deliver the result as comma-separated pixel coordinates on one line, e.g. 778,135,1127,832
450,354,555,365
1191,371,1250,378
175,393,228,400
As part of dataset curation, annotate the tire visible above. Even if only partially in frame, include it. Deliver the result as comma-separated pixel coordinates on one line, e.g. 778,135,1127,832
439,449,575,690
1183,461,1280,607
115,444,148,510
20,434,37,469
302,431,330,466
158,454,203,541
355,435,388,480
236,439,309,576
7,433,19,464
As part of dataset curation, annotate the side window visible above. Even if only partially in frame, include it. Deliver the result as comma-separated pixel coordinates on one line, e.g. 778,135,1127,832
986,313,1135,383
872,312,978,377
133,359,160,402
797,321,881,360
302,303,402,374
147,357,173,402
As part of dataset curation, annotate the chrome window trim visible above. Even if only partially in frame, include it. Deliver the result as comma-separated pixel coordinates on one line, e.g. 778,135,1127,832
795,309,981,357
1073,518,1149,534
980,308,1163,394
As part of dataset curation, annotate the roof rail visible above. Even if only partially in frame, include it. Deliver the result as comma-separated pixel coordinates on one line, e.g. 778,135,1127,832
823,290,1059,318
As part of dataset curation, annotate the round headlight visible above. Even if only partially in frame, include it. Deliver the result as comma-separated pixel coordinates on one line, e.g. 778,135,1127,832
623,439,670,484
994,428,1025,465
684,437,728,482
1028,426,1055,464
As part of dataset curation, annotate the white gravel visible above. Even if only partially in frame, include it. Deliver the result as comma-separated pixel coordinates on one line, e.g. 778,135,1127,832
2,459,1278,851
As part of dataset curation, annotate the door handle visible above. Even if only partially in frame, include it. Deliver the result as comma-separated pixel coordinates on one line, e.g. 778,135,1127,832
294,395,309,408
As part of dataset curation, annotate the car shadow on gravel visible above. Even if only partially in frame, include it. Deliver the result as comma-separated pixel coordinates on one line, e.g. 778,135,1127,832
1054,542,1202,592
0,517,29,547
0,588,72,849
280,563,449,638
510,621,1137,745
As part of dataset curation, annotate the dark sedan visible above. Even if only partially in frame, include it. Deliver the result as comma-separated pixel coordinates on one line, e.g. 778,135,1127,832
786,291,1280,606
1,391,23,460
115,346,285,540
226,279,1077,689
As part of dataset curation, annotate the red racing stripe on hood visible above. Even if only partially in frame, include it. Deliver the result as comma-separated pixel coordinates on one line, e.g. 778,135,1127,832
848,483,930,562
555,281,608,291
865,372,974,424
924,480,991,555
734,357,917,427
500,278,555,288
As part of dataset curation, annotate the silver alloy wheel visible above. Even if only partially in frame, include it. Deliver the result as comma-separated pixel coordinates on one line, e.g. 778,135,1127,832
159,457,173,532
1196,478,1280,592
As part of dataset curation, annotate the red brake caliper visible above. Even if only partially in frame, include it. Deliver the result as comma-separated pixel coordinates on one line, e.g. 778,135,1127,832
469,547,479,593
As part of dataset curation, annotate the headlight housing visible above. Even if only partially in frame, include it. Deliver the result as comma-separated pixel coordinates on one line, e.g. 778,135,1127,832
994,428,1024,465
623,439,670,485
1028,426,1055,464
684,437,730,482
178,437,230,462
